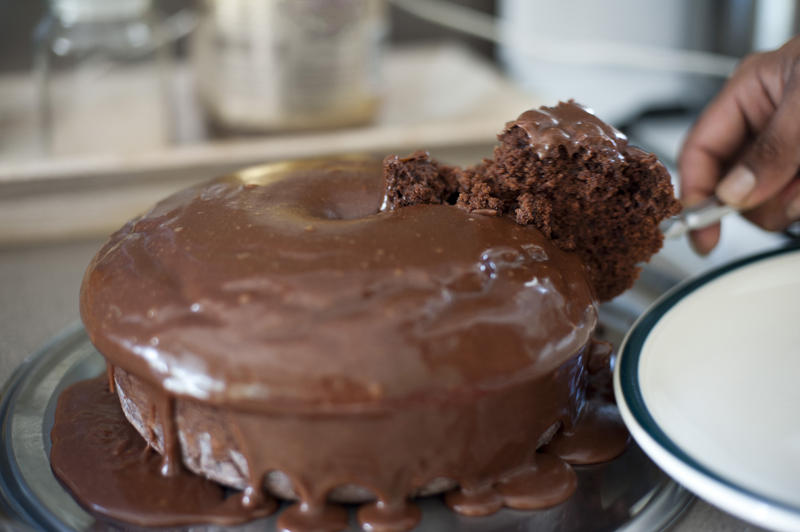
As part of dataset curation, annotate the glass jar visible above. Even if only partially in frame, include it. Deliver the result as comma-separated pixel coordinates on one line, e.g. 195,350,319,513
34,0,172,156
191,0,386,134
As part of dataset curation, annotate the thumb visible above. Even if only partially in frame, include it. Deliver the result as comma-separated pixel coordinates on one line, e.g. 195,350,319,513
716,65,800,210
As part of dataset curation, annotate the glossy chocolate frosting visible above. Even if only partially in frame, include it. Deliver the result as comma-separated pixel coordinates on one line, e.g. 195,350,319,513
80,157,597,411
509,100,631,159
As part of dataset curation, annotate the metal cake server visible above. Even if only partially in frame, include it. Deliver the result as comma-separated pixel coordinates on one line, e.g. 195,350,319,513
660,196,737,239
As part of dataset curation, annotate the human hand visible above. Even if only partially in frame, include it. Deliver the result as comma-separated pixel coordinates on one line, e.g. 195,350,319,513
678,36,800,255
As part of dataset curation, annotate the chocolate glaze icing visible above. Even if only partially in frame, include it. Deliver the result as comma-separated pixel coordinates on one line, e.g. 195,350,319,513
544,361,630,464
80,157,596,409
50,349,627,530
50,376,276,527
108,343,589,512
56,155,631,531
509,100,629,159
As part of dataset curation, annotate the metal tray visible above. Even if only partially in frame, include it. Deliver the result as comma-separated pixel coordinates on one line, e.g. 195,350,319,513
0,314,693,531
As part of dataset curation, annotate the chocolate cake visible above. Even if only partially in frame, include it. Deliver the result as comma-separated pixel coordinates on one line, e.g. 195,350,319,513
383,101,681,301
52,102,679,532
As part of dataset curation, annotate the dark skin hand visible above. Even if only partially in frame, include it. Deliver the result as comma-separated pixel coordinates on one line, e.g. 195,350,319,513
679,35,800,255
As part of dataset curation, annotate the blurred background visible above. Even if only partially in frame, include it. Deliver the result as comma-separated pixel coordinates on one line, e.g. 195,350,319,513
0,0,795,247
0,0,797,248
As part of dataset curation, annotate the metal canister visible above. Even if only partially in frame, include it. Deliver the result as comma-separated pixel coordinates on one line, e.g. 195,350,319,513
191,0,386,133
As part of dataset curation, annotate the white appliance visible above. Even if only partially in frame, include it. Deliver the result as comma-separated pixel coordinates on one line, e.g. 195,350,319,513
498,0,798,124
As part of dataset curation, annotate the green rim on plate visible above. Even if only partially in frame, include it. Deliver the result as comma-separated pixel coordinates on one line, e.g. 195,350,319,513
616,240,800,523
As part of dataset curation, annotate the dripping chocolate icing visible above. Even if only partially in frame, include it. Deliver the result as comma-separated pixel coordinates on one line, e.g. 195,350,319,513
50,376,276,527
47,101,672,531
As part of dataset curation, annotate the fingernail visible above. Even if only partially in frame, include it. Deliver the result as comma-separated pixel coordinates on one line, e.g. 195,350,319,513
787,194,800,220
688,235,710,256
716,165,756,206
689,230,715,256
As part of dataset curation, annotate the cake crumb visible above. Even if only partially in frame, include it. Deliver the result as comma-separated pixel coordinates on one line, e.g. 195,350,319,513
382,151,460,209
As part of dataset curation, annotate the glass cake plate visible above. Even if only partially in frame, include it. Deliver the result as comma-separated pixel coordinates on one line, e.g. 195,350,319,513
1,313,693,531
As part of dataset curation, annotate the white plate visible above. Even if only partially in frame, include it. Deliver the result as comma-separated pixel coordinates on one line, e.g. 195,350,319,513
615,244,800,532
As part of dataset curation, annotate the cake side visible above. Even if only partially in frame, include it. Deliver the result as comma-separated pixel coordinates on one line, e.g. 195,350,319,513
111,356,577,503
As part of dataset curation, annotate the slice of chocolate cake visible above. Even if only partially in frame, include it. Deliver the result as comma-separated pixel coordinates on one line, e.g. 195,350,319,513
383,101,681,301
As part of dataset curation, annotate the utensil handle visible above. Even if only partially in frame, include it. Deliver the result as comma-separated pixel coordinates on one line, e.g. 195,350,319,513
661,196,737,239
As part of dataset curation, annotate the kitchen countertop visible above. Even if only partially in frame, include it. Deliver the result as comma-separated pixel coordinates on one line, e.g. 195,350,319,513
0,45,534,246
0,237,768,532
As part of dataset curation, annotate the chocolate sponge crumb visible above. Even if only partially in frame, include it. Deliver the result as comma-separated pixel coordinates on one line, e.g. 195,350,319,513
382,151,460,209
382,102,681,302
